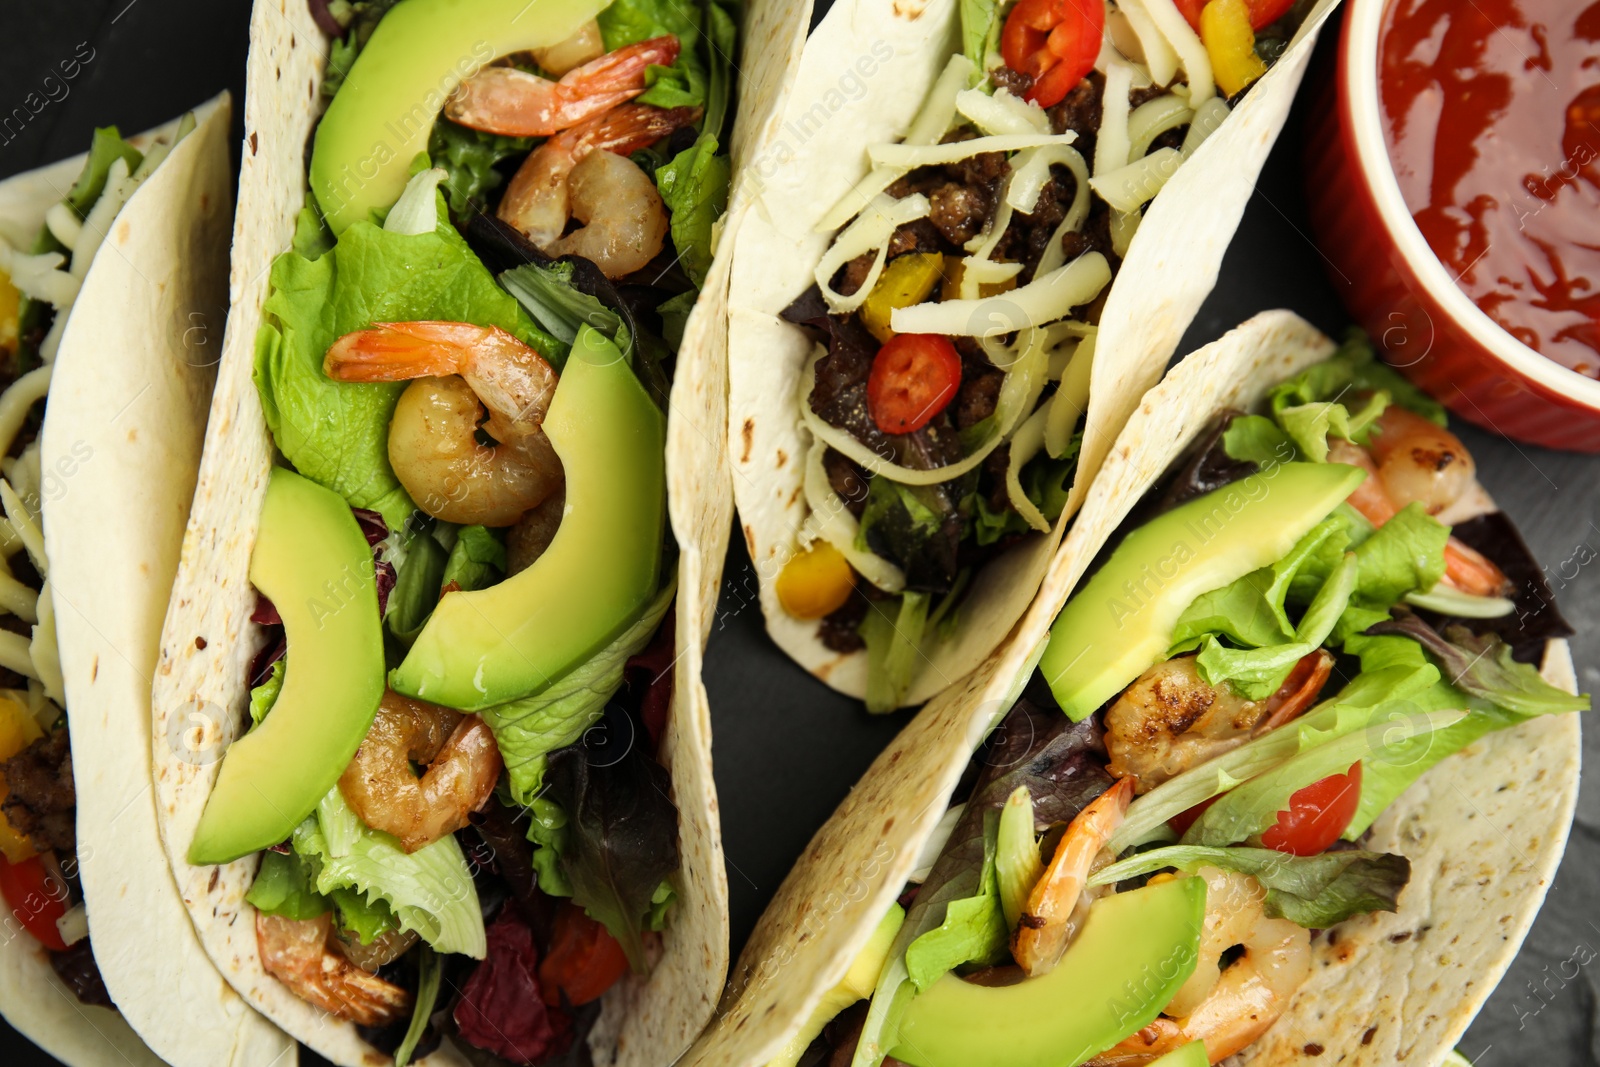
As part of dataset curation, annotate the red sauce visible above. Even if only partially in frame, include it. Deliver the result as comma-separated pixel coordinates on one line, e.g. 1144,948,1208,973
1379,0,1600,377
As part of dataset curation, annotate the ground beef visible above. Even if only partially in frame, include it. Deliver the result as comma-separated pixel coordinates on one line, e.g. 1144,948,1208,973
837,253,874,298
1,727,75,854
981,443,1012,513
1048,72,1103,158
930,182,994,246
818,589,869,654
939,128,1008,186
50,940,112,1008
991,65,1034,98
886,218,944,259
886,169,946,200
823,448,870,516
1128,83,1172,110
953,345,1004,429
783,288,894,458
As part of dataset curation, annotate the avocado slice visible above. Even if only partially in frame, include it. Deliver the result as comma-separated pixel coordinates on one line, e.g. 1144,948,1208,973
1041,462,1365,720
888,877,1206,1067
767,904,906,1067
189,468,386,865
391,326,665,710
309,0,607,234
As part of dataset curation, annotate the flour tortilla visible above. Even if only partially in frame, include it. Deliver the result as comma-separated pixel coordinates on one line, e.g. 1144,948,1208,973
0,100,297,1067
728,0,1341,707
145,0,785,1060
683,309,1581,1067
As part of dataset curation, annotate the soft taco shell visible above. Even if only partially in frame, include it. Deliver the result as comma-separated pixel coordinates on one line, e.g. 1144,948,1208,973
145,0,778,1062
685,309,1580,1067
0,100,295,1067
726,0,1341,706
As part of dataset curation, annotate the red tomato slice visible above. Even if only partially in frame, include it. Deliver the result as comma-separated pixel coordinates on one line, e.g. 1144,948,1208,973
1258,762,1363,856
867,333,963,434
0,854,70,952
1167,791,1220,836
1000,0,1104,107
537,901,630,1007
1175,0,1295,31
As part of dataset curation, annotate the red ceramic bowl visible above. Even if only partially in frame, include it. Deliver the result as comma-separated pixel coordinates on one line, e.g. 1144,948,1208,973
1304,0,1600,452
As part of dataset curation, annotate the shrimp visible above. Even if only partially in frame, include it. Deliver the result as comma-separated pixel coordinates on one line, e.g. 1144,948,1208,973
333,926,420,974
256,912,412,1027
444,36,681,137
1105,651,1333,793
1328,414,1510,596
339,691,503,853
497,103,700,273
506,486,565,576
532,20,607,77
548,149,670,279
325,321,563,526
1012,778,1134,977
1088,869,1310,1065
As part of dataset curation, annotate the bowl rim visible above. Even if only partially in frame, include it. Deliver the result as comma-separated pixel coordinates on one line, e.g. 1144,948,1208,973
1340,0,1600,407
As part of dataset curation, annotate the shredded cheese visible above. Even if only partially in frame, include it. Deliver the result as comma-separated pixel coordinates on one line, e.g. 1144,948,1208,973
0,365,52,458
1046,332,1097,458
956,88,1050,136
1120,0,1181,86
1007,144,1090,214
30,578,63,704
1033,151,1094,277
799,441,907,594
1128,94,1195,159
0,631,35,679
815,193,933,314
1182,97,1231,157
1140,0,1216,103
44,203,82,252
870,132,1074,171
1004,407,1053,532
815,55,976,233
1089,147,1183,213
0,483,45,576
1095,58,1137,177
890,253,1112,337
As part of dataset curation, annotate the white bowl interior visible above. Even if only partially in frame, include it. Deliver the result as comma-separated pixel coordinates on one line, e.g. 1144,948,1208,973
1341,0,1600,407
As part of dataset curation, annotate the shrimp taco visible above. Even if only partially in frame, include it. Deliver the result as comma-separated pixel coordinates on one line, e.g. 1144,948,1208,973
145,0,783,1062
684,310,1587,1067
0,100,296,1067
729,0,1351,711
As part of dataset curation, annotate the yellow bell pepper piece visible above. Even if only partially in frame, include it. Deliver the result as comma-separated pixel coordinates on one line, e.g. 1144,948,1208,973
860,253,945,343
1202,0,1268,98
776,542,855,620
0,270,20,357
0,695,43,862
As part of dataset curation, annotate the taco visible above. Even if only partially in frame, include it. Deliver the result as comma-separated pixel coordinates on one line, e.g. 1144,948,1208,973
728,0,1349,711
145,0,771,1062
0,101,296,1067
684,310,1586,1067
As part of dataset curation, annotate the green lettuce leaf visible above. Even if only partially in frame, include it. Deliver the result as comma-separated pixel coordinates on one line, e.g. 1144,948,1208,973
428,120,533,222
498,262,630,364
1349,502,1448,605
1370,614,1589,718
1276,392,1389,463
255,213,556,529
860,592,930,715
526,795,572,897
656,290,698,351
597,0,734,112
294,787,486,958
394,945,440,1067
656,136,729,288
1268,332,1445,428
482,578,676,805
441,525,506,593
321,0,400,101
386,531,448,644
1090,845,1410,928
248,659,286,727
245,849,328,920
962,0,1001,86
328,886,398,945
904,812,1008,991
1221,414,1297,466
66,127,143,219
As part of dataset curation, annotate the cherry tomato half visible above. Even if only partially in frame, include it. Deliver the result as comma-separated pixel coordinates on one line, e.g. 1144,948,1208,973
867,333,963,435
1258,762,1363,856
1174,0,1296,31
1000,0,1105,107
538,901,629,1007
1167,791,1220,837
0,854,71,952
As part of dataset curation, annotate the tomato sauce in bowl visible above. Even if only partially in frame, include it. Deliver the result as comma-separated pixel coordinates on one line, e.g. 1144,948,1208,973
1378,0,1600,378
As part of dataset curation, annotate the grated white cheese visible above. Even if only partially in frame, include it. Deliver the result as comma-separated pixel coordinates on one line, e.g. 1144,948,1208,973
1120,0,1181,86
800,441,906,594
1140,0,1215,103
1095,57,1137,178
956,88,1050,136
1004,407,1053,532
1089,147,1183,212
1046,331,1097,457
815,193,933,314
870,132,1075,171
1182,96,1231,157
1128,94,1195,159
890,252,1111,336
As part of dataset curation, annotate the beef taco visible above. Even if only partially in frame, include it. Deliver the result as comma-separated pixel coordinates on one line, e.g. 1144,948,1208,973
685,310,1586,1067
0,100,296,1067
729,0,1346,711
145,0,773,1062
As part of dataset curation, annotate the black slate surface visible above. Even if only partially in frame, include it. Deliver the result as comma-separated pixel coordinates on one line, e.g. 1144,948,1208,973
1,1,1596,1064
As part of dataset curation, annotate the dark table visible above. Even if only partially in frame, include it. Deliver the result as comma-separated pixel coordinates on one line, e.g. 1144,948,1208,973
2,1,1594,1063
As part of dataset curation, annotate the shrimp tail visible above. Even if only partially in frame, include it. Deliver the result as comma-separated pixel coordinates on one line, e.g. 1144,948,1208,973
324,321,506,383
444,36,683,138
567,102,704,158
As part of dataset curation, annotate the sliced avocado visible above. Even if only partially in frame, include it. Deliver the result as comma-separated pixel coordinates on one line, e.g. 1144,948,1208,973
889,877,1206,1067
310,0,607,233
391,326,665,709
767,904,906,1067
1150,1041,1209,1067
1042,462,1365,720
189,468,386,865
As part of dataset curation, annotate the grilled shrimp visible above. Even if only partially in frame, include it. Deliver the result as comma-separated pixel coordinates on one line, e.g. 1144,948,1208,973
1104,652,1333,793
256,912,412,1026
338,691,503,853
1088,870,1310,1065
532,20,606,76
1012,778,1134,977
444,36,681,137
497,103,700,276
324,321,563,526
506,487,565,576
1328,411,1510,596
